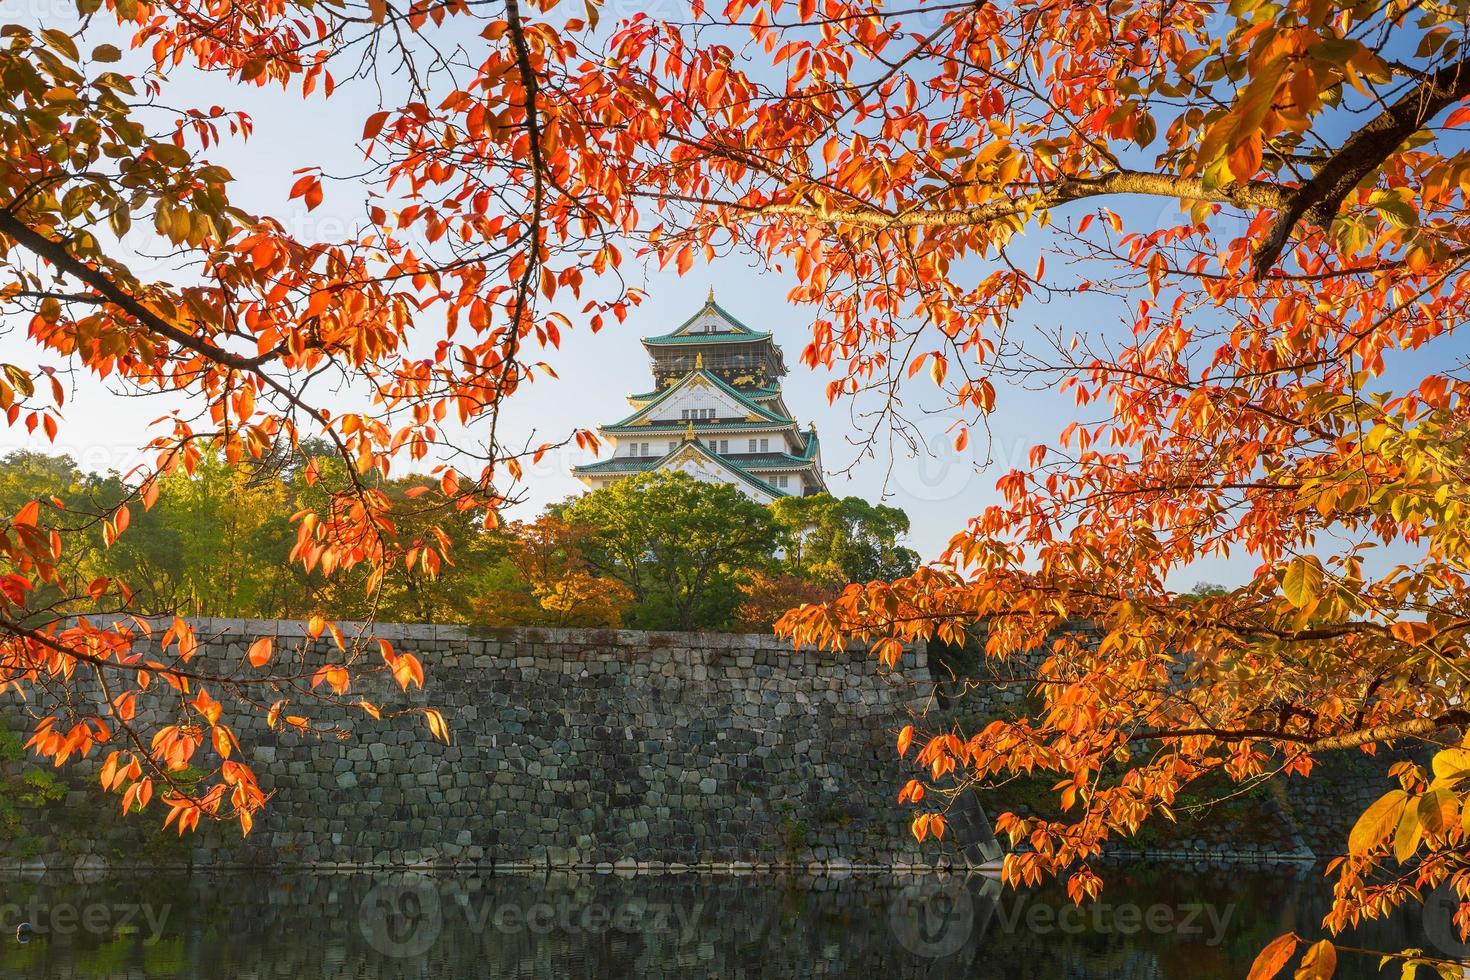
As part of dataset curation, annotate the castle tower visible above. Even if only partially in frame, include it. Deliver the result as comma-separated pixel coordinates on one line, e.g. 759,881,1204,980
572,292,827,502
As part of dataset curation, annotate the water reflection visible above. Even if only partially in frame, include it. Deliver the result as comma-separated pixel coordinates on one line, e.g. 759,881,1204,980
0,865,1441,978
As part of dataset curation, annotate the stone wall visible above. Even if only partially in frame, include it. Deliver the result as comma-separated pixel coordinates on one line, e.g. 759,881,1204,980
1,618,948,870
1281,743,1432,861
1,616,1413,873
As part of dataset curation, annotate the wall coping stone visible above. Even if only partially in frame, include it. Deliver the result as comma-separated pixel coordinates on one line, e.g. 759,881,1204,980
90,615,916,653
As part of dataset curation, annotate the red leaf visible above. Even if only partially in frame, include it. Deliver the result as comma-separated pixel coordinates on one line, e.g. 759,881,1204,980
363,110,390,140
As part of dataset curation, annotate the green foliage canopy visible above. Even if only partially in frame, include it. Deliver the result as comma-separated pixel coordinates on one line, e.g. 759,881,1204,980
564,471,782,630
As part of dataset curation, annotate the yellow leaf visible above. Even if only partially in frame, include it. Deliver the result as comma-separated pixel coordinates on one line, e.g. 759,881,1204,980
929,355,947,387
1296,939,1335,979
1394,797,1423,864
1281,556,1324,608
1432,747,1470,783
424,708,450,744
1418,788,1458,836
1247,933,1299,980
1348,789,1406,856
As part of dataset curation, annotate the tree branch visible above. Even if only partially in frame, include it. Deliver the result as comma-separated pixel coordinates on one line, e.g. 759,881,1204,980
1251,57,1470,277
734,170,1290,230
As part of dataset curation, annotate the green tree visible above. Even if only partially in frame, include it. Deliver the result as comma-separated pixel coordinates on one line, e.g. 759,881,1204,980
0,447,508,625
0,451,100,621
770,494,919,585
282,442,507,624
565,472,779,630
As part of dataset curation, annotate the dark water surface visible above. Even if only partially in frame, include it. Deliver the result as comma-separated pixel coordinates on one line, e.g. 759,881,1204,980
0,865,1450,978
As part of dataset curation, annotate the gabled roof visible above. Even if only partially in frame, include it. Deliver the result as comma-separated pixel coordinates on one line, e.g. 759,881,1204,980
643,296,765,343
605,367,792,430
574,439,788,498
663,439,787,497
628,382,781,405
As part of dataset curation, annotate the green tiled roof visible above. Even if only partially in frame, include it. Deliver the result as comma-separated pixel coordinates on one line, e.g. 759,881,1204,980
629,382,780,403
601,419,796,435
642,332,773,347
742,457,816,471
606,368,792,430
571,457,662,475
737,444,819,470
725,429,819,469
643,298,762,343
573,440,789,498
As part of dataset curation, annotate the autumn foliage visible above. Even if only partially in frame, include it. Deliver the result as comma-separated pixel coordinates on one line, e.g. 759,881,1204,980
472,515,635,628
0,0,1469,972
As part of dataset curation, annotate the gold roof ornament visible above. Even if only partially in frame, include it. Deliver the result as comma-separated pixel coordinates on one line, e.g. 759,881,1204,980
695,352,703,369
707,285,715,303
685,420,696,442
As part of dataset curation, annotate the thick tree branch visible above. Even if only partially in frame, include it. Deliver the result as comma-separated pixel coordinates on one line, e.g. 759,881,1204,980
729,170,1290,229
1251,57,1470,277
1135,710,1470,751
0,211,264,374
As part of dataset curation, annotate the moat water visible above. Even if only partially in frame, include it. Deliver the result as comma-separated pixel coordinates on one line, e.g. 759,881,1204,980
0,864,1458,978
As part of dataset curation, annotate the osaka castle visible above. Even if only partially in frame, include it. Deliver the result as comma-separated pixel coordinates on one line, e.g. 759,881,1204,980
572,291,827,503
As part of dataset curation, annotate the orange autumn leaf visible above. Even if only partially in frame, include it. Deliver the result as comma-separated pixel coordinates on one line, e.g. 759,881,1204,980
1246,934,1299,980
423,708,450,744
0,4,1465,972
247,636,274,668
